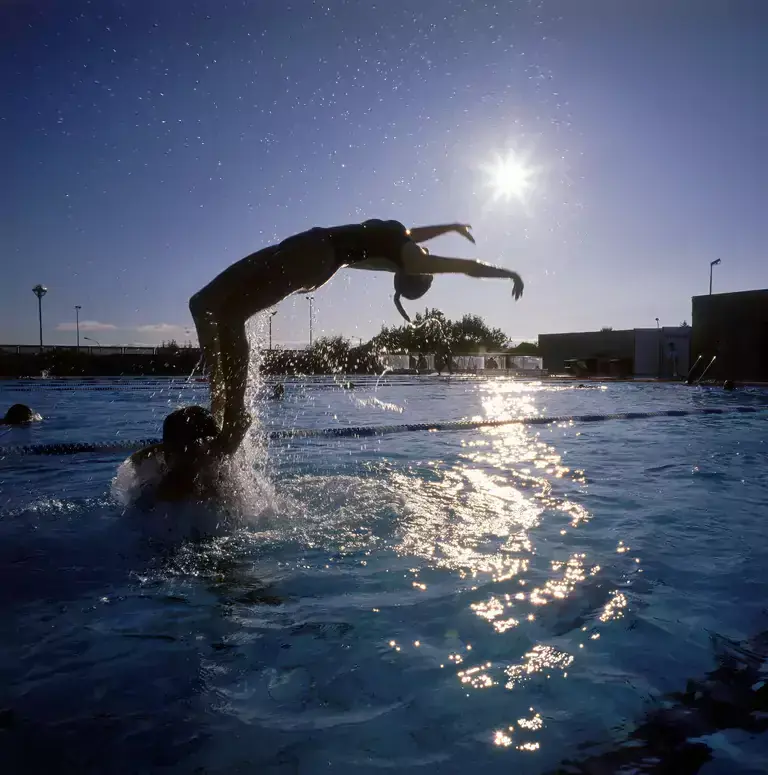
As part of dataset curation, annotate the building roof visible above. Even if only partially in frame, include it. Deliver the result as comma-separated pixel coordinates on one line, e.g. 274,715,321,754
692,288,768,302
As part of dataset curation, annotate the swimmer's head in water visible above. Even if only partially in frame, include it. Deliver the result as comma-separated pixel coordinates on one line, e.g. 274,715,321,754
393,272,434,322
162,406,219,464
3,403,38,424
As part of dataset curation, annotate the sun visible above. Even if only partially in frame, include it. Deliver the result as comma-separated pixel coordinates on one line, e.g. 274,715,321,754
481,151,534,203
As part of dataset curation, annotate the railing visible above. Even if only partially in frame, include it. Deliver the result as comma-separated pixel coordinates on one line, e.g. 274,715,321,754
0,344,199,357
0,345,544,373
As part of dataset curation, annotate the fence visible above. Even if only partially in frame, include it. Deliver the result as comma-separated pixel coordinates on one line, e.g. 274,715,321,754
0,344,196,357
0,345,543,375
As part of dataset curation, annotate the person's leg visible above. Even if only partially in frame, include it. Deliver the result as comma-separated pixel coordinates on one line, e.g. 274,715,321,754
217,317,251,446
189,238,341,449
189,294,226,422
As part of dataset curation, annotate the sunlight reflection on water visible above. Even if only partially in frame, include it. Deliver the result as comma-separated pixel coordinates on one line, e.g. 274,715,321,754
381,381,637,756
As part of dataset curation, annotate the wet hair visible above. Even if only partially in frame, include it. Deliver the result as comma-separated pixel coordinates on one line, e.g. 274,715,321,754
162,405,219,455
3,404,36,424
393,272,434,322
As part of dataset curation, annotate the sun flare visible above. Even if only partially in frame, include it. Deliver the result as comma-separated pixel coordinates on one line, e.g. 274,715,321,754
481,151,534,203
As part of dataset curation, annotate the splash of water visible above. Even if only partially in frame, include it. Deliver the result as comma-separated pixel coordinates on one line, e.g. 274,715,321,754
374,365,393,392
111,313,284,530
224,314,281,523
352,395,404,414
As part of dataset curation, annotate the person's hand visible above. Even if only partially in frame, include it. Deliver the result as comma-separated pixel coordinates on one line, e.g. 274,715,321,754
230,409,252,438
219,408,252,454
453,224,475,244
509,271,524,300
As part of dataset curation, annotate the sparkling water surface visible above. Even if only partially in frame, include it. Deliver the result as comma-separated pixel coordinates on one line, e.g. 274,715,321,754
1,377,767,774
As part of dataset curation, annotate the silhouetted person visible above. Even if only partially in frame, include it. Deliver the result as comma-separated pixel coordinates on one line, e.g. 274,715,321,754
129,405,228,502
2,404,39,424
189,218,524,439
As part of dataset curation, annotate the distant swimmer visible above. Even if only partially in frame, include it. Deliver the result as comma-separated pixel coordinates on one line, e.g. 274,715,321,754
2,404,41,424
189,219,525,437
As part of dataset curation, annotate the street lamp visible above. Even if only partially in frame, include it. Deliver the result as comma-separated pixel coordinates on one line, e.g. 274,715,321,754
306,295,314,346
75,305,82,351
32,284,48,351
83,336,101,347
709,258,721,295
268,310,277,351
655,317,661,379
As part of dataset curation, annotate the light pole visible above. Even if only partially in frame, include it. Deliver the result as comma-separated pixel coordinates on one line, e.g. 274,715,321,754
268,310,277,351
655,317,661,378
306,295,314,346
75,305,82,351
709,258,721,295
83,336,101,347
32,284,48,351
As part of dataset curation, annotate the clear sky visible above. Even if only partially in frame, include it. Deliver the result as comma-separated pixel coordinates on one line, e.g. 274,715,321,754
2,0,766,347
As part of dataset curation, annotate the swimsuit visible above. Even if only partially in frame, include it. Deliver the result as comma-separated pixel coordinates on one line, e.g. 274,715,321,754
277,219,411,269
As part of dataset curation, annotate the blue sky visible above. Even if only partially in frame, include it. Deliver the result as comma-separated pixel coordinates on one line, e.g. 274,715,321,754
2,0,765,347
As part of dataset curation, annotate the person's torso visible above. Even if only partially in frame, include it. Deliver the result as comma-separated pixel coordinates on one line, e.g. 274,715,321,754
279,219,410,267
130,452,222,505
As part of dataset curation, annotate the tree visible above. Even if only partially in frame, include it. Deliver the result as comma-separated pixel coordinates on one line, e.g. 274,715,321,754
450,314,507,352
370,309,509,355
309,335,351,373
370,308,449,354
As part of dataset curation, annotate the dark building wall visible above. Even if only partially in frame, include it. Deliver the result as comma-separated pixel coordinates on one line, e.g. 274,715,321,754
538,330,635,373
691,290,768,382
634,327,691,378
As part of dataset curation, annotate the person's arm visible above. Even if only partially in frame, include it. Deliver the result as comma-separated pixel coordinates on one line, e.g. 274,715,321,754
214,406,251,456
130,442,163,467
399,250,524,299
407,223,475,244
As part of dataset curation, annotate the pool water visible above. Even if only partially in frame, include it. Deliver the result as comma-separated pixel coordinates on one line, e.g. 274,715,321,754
1,377,767,774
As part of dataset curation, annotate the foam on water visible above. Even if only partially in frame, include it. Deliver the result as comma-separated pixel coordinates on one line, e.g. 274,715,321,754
109,315,284,537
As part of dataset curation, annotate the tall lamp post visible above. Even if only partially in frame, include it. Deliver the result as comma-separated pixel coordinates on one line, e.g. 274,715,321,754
83,336,101,347
268,310,277,351
709,258,721,295
306,295,314,347
655,317,661,379
75,305,82,351
32,284,48,352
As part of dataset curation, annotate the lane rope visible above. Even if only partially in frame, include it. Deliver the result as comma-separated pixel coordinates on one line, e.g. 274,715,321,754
0,406,762,458
0,376,484,392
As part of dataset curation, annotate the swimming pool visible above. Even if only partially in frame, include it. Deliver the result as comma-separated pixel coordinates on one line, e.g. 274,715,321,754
1,377,767,773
